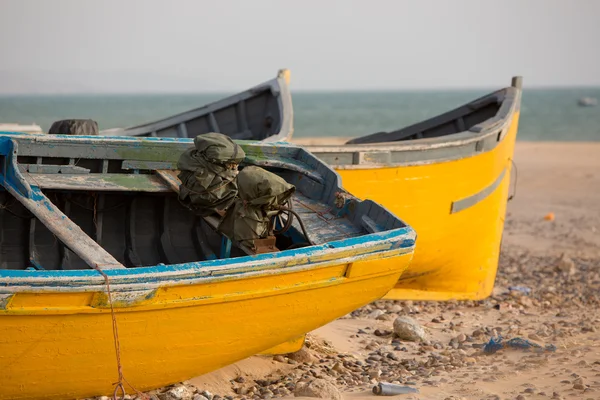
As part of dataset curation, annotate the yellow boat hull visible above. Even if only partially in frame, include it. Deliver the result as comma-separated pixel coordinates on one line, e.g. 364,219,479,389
335,114,519,301
0,248,413,400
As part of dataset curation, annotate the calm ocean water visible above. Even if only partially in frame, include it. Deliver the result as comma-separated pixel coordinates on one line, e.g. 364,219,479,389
1,88,599,141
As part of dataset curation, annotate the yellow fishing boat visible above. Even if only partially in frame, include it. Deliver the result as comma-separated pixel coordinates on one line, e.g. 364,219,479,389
0,132,415,399
305,77,523,301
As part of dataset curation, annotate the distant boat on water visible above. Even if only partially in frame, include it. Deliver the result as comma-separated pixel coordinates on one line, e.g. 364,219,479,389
578,97,598,107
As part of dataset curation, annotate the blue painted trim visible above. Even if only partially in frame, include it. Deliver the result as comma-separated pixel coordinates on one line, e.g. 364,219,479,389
0,226,415,280
0,138,32,198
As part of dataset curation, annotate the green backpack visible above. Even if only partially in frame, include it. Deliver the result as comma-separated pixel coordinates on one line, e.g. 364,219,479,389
218,166,295,248
177,133,246,216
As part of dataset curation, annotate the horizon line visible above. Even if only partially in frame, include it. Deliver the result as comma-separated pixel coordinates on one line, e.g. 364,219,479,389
1,84,599,97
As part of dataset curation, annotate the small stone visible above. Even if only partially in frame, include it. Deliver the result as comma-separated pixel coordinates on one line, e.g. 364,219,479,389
193,396,209,400
368,369,382,379
374,329,392,337
161,385,194,400
573,383,585,390
524,388,535,393
393,316,427,342
368,310,386,319
294,379,342,400
332,362,345,373
456,334,467,343
200,391,212,400
234,376,245,383
287,347,315,364
556,253,576,276
273,355,286,363
516,396,526,400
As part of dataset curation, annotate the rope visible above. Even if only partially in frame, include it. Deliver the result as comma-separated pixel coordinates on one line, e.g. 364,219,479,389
275,206,315,246
93,264,148,400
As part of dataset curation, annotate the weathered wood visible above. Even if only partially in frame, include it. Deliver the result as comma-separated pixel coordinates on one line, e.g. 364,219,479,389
123,160,176,171
6,185,124,269
18,164,90,174
24,173,172,192
243,157,324,184
155,170,181,193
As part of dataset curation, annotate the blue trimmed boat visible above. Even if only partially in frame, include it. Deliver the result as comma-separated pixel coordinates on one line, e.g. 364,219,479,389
0,131,415,400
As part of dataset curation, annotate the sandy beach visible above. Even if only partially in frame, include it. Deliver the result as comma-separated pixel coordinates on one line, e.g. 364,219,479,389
104,142,600,400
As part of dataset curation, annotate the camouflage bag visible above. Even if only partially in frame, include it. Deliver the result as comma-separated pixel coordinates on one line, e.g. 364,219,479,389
218,166,295,248
177,133,246,216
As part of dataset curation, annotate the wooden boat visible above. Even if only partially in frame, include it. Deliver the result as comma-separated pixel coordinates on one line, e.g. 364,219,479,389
99,69,293,142
304,77,523,301
0,131,415,400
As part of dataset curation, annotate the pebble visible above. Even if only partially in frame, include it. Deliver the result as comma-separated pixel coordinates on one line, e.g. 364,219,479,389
287,347,315,364
160,385,194,400
368,310,386,319
393,316,427,342
294,379,342,400
374,329,392,337
200,391,213,400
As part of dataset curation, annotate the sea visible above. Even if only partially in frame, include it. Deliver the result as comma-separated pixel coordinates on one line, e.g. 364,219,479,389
1,88,599,141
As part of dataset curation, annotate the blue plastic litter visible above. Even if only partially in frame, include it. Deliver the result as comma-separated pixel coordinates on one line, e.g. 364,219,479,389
483,336,556,354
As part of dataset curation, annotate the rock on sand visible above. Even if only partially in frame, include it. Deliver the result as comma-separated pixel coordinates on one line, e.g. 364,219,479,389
294,379,342,400
393,316,427,342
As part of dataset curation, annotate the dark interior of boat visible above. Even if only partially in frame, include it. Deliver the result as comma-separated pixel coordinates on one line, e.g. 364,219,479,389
345,89,506,145
0,151,401,270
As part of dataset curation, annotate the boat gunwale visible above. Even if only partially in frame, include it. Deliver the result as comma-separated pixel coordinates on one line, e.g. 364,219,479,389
305,82,522,168
0,227,415,292
98,69,294,142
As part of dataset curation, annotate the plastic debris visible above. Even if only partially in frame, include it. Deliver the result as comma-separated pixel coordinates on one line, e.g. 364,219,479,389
508,285,532,295
483,336,557,354
372,382,419,396
544,212,555,221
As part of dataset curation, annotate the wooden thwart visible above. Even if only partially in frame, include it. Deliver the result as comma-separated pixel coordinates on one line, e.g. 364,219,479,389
5,185,125,269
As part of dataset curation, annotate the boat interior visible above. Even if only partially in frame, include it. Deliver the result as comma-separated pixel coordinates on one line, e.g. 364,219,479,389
99,70,292,142
346,86,514,145
0,134,405,271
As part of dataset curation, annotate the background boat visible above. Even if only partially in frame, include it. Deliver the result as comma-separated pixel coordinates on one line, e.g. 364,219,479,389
0,131,415,399
304,77,523,301
99,69,293,142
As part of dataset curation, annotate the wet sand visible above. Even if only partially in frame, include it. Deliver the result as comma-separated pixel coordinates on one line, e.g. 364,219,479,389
114,142,600,400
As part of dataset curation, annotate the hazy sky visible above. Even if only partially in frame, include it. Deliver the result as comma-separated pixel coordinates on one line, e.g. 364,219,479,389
1,0,599,93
